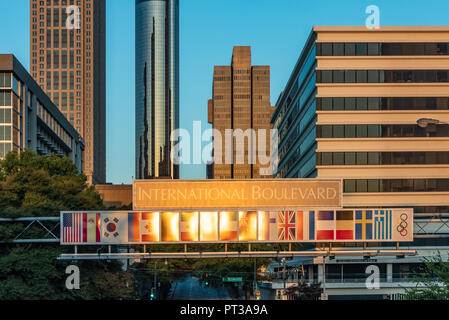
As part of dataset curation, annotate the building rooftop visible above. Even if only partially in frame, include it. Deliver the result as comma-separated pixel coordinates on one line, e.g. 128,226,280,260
313,25,449,32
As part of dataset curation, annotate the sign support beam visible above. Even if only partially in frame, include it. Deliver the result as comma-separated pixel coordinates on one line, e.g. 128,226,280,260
57,249,417,261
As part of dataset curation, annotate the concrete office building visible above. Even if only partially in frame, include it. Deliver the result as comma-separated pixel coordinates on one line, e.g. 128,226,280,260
208,46,275,179
270,26,449,299
30,0,106,184
135,0,179,179
0,54,84,170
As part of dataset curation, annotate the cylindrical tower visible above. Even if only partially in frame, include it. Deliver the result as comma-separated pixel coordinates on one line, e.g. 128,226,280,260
135,0,179,179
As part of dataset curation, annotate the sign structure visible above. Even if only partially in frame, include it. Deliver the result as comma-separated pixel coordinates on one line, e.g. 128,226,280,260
60,208,413,245
223,277,243,282
133,179,342,210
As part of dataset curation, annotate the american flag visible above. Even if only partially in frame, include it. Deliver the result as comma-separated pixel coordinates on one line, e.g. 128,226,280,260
62,212,83,243
278,211,296,241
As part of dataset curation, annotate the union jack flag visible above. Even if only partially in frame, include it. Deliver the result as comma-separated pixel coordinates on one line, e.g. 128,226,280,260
278,211,296,241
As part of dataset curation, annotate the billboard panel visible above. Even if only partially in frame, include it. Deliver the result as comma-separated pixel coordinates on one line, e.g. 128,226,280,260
133,179,342,210
61,208,413,245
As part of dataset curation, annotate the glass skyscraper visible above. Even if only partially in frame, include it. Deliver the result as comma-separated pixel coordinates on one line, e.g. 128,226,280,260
135,0,179,179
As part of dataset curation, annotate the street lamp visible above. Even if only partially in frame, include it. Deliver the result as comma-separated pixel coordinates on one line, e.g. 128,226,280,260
417,118,448,128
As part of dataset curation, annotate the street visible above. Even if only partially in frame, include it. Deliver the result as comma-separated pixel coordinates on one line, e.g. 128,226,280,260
170,275,235,300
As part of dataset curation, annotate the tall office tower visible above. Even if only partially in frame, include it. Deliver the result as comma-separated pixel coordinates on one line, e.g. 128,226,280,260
29,0,106,185
272,26,449,298
208,46,274,179
135,0,179,179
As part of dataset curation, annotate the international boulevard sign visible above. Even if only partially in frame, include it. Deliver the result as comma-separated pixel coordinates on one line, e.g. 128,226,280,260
60,179,413,245
132,179,342,210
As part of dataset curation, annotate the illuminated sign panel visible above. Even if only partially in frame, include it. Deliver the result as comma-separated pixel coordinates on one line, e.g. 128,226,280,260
133,179,342,210
61,208,413,244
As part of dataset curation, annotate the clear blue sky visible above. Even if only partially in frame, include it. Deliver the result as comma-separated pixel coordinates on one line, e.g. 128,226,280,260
1,0,449,183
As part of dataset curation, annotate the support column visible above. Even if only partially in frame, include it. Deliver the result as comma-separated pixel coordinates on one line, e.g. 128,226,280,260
387,263,393,283
308,265,314,282
317,264,324,284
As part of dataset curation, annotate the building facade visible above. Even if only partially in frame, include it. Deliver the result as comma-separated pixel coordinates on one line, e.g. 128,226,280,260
271,26,449,299
135,0,179,179
0,54,84,170
29,0,106,184
94,184,132,208
208,46,274,179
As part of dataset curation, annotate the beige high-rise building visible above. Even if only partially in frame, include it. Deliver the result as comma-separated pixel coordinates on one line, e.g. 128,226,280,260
207,46,274,179
29,0,106,184
270,26,449,299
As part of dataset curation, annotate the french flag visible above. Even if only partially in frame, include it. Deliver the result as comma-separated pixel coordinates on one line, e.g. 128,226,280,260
316,211,335,241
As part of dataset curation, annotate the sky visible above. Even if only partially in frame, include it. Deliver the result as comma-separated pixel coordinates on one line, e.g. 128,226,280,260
1,0,449,184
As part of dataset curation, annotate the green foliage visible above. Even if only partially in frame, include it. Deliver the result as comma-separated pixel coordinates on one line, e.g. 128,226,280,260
0,150,136,300
0,150,104,219
404,252,449,300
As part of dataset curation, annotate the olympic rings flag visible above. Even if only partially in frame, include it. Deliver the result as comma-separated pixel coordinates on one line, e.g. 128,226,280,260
60,208,413,245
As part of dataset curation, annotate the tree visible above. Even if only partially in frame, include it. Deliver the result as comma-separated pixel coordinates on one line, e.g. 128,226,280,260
0,150,136,300
404,252,449,300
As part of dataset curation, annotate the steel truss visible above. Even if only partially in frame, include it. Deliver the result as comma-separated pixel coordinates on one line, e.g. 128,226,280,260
0,217,59,243
57,249,417,260
414,213,449,238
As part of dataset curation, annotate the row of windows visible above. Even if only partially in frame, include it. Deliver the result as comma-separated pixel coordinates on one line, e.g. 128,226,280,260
316,43,449,56
46,50,76,69
317,70,449,83
317,124,449,138
317,152,449,166
37,102,72,146
317,97,449,111
344,179,449,193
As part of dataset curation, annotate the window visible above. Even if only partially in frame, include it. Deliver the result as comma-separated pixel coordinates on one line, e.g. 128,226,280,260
345,43,356,56
356,43,367,56
317,97,449,111
0,92,12,106
345,70,356,83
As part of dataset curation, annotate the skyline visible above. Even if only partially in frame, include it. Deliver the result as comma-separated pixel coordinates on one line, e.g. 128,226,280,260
1,0,449,183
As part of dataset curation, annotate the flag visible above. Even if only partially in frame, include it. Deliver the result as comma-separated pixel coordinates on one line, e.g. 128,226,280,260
278,211,296,241
219,212,237,241
101,212,128,243
308,211,315,241
336,210,354,240
355,210,373,240
62,212,83,244
297,211,304,240
200,212,218,241
316,211,335,241
181,212,199,241
258,211,277,241
83,212,100,243
392,209,413,241
161,212,179,242
141,212,160,242
297,211,315,241
239,211,257,241
128,212,141,243
374,210,392,240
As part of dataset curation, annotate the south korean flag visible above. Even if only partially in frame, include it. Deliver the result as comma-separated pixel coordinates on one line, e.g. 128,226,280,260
101,213,128,243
